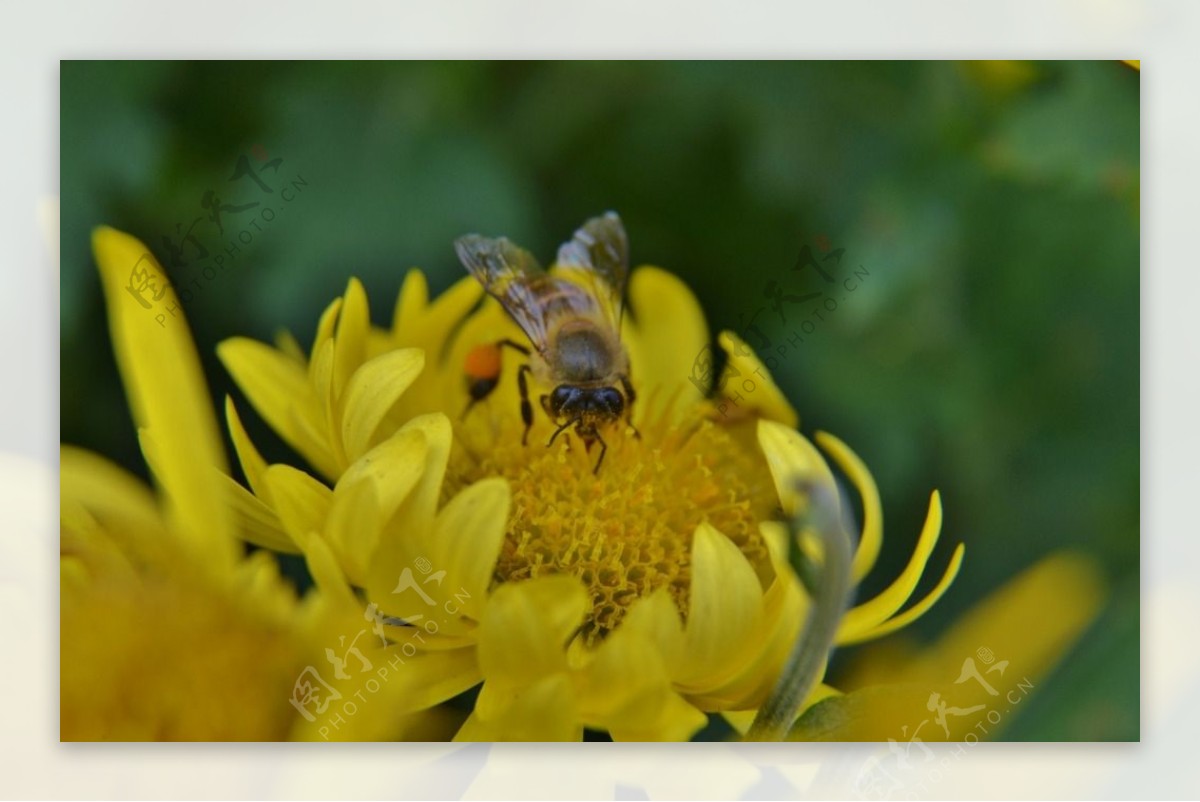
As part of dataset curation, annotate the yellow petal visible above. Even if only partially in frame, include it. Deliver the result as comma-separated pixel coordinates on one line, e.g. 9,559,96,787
218,336,337,478
478,575,589,684
261,464,332,545
297,528,358,610
333,278,370,400
394,413,453,525
61,550,93,596
756,420,837,517
326,423,427,583
340,348,425,462
91,227,234,567
678,523,764,694
224,397,267,496
607,690,708,742
613,589,686,672
337,426,428,524
61,497,140,584
704,542,808,709
393,270,483,346
458,673,581,742
840,543,965,645
60,445,165,545
359,416,457,618
290,646,481,741
310,337,342,467
374,647,482,717
814,431,881,583
274,329,306,363
392,269,429,336
309,296,342,371
625,267,709,419
322,478,380,584
716,330,799,428
429,477,510,621
575,596,706,741
836,491,944,642
222,474,297,553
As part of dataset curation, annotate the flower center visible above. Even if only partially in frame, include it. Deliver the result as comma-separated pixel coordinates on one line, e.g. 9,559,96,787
443,396,780,643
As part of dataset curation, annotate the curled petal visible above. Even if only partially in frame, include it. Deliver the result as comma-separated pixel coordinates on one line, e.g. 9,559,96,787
836,491,946,643
814,431,882,583
841,543,965,645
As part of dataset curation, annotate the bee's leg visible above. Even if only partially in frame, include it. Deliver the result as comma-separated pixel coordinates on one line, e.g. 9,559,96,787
497,338,531,356
547,417,580,447
516,364,534,445
619,373,642,440
462,376,500,420
590,428,609,474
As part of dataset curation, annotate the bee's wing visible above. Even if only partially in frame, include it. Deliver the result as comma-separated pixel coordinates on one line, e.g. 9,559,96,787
455,234,559,353
554,211,630,332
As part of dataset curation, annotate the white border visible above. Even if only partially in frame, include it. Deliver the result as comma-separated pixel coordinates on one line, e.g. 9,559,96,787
6,0,1186,798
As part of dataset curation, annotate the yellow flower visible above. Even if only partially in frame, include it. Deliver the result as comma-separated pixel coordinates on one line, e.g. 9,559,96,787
61,229,451,741
218,245,964,740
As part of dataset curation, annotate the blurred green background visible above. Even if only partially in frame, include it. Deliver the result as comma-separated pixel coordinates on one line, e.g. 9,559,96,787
60,61,1139,740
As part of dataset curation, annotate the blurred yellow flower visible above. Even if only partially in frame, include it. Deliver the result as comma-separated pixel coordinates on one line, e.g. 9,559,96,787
61,229,453,741
218,252,964,740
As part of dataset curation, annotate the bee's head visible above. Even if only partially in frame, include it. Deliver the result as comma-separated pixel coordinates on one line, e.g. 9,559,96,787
548,385,625,421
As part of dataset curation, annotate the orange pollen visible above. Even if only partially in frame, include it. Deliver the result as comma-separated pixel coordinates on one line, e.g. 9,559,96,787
464,343,503,380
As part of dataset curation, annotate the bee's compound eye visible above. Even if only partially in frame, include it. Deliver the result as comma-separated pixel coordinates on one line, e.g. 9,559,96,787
598,387,625,414
464,343,502,381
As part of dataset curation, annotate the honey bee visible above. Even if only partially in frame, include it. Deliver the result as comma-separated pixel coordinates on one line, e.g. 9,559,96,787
455,212,637,473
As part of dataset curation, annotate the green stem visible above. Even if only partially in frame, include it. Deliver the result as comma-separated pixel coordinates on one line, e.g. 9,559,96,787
746,479,853,741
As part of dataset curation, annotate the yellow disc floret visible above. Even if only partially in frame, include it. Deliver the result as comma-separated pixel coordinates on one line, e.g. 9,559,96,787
446,402,778,644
